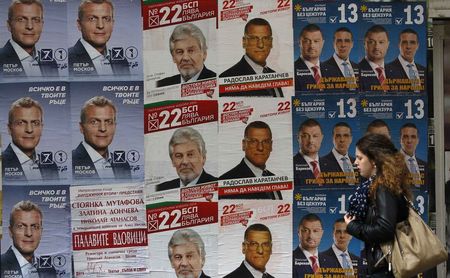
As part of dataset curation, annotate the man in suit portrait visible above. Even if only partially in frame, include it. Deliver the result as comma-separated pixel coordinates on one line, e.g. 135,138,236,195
386,28,425,92
157,23,216,87
225,223,274,278
400,123,426,188
219,18,283,97
72,96,131,181
293,119,325,186
1,200,56,278
156,127,216,191
293,213,325,277
319,218,360,275
322,27,358,91
168,229,211,278
320,122,356,186
68,0,129,76
0,0,58,77
365,119,391,139
359,25,391,92
295,23,325,92
220,121,281,199
2,97,59,182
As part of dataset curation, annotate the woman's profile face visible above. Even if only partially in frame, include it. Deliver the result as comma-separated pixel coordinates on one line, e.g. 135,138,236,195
355,147,376,178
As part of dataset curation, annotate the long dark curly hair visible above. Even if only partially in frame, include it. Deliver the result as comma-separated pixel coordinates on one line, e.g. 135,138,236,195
356,133,411,199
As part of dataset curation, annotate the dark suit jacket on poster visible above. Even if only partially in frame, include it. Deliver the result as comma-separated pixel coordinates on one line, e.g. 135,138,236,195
0,41,59,78
322,56,359,91
219,158,282,200
385,58,426,92
156,66,216,87
68,39,130,76
199,271,211,278
1,247,57,278
410,157,427,188
224,261,274,278
219,56,283,97
358,58,394,92
155,170,217,191
293,153,329,187
319,247,360,271
320,152,356,186
2,144,59,182
294,57,327,92
72,142,131,180
293,246,327,277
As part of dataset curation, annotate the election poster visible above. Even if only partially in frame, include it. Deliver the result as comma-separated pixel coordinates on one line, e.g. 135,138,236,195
1,184,72,278
292,188,365,278
359,93,428,190
67,0,143,79
0,82,70,185
142,1,218,102
70,81,144,185
292,94,361,188
144,100,218,203
358,2,427,93
147,220,218,278
71,183,148,277
218,98,293,200
218,199,292,277
292,1,362,93
217,0,294,97
0,0,67,81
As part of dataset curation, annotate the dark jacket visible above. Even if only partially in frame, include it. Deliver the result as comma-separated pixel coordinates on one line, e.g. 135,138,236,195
219,56,283,97
1,247,57,278
2,144,59,182
0,40,59,78
68,39,130,76
346,185,409,274
155,170,217,191
72,142,131,181
219,158,281,199
156,66,216,87
224,261,274,278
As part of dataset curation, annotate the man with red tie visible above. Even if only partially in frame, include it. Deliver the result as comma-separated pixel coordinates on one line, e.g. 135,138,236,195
293,213,326,277
293,119,326,187
359,25,391,92
294,24,326,92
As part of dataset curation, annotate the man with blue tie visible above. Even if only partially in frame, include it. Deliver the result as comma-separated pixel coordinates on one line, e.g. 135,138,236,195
400,123,426,188
320,122,357,186
386,28,426,92
322,27,359,91
319,218,360,276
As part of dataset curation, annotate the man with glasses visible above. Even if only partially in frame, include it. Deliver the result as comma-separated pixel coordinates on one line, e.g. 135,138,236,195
1,200,56,277
68,0,129,76
0,0,59,77
2,97,59,182
225,223,274,278
72,96,131,181
157,23,216,87
220,121,281,199
293,213,325,277
219,18,283,97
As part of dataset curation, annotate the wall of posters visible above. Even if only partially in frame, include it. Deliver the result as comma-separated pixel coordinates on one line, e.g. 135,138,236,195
0,0,430,277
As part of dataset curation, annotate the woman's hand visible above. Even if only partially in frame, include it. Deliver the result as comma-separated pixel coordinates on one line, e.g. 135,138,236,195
344,213,355,224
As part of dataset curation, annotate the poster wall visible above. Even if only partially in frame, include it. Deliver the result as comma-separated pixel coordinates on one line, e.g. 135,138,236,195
0,1,431,277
